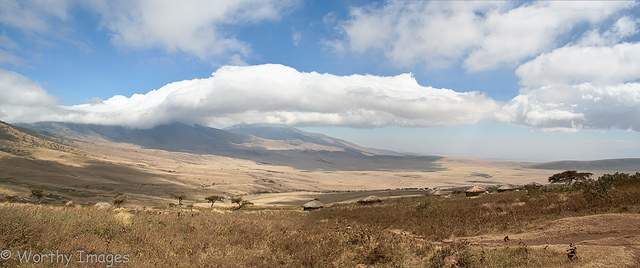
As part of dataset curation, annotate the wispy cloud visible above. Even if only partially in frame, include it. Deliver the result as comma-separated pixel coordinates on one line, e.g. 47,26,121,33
90,0,298,64
328,1,635,71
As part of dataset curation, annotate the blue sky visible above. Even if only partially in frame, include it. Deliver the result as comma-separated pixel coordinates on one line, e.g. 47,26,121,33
1,0,639,162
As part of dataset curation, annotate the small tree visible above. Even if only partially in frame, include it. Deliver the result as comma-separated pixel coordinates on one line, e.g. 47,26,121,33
231,196,243,207
548,170,593,185
111,190,124,198
170,193,187,207
30,189,45,204
231,196,252,210
204,195,225,208
113,194,128,208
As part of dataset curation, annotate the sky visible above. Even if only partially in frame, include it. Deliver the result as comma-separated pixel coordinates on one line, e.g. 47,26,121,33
1,0,639,162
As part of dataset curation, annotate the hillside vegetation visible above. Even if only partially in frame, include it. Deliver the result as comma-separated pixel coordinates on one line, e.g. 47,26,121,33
1,172,639,267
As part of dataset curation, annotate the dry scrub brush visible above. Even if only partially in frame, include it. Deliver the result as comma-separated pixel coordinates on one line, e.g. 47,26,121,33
1,172,637,267
0,204,432,267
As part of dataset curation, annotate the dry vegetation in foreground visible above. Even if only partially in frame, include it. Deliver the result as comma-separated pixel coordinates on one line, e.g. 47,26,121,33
1,173,640,267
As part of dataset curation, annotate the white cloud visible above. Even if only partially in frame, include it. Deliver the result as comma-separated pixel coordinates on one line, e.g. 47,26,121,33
91,0,297,62
0,68,63,122
292,31,301,46
516,42,640,87
496,13,640,132
516,16,640,87
496,83,640,132
464,1,633,71
0,0,71,34
579,16,639,46
330,1,635,71
0,69,58,106
334,1,495,68
3,64,500,129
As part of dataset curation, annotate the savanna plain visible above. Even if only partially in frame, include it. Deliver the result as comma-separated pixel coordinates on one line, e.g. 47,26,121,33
1,121,640,267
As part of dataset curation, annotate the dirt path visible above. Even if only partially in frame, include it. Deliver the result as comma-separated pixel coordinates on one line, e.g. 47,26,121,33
388,214,640,266
466,214,640,249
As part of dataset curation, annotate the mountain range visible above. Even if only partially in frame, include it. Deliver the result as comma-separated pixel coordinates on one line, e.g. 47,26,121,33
16,122,441,171
9,121,640,172
225,123,401,156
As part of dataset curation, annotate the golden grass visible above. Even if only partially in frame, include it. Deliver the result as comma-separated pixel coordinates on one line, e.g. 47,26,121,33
2,177,639,267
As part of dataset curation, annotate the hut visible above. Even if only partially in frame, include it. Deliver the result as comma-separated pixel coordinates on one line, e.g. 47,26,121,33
526,182,544,188
524,182,544,193
497,184,519,193
465,185,487,197
302,199,324,211
358,195,383,204
429,188,450,196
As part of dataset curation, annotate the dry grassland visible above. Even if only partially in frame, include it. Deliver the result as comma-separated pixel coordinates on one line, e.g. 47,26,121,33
2,180,640,267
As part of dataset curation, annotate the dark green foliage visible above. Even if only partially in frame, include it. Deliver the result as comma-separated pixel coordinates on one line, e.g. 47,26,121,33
548,170,593,185
582,172,640,205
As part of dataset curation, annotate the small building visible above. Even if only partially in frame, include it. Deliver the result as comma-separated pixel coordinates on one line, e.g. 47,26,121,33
526,182,544,188
465,185,487,197
429,188,450,197
302,199,324,211
497,184,519,193
357,195,383,204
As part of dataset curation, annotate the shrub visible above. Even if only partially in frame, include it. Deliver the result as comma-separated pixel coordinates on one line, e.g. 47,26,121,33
169,193,187,207
30,189,45,204
113,195,129,208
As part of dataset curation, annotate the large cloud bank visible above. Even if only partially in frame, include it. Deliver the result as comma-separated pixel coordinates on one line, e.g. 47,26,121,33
324,1,640,132
1,1,639,133
1,64,499,129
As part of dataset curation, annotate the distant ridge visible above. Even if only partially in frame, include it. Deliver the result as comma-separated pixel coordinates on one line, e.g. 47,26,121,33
17,122,441,171
528,158,640,172
225,123,401,156
19,122,253,154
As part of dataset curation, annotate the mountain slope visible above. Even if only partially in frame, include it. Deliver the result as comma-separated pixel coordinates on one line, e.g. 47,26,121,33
18,122,441,171
0,120,77,155
225,123,401,156
20,122,254,154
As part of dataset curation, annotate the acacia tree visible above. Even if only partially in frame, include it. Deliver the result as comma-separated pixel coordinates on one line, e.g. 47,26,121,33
170,192,187,207
548,170,593,185
30,189,45,204
231,196,252,210
204,195,225,208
